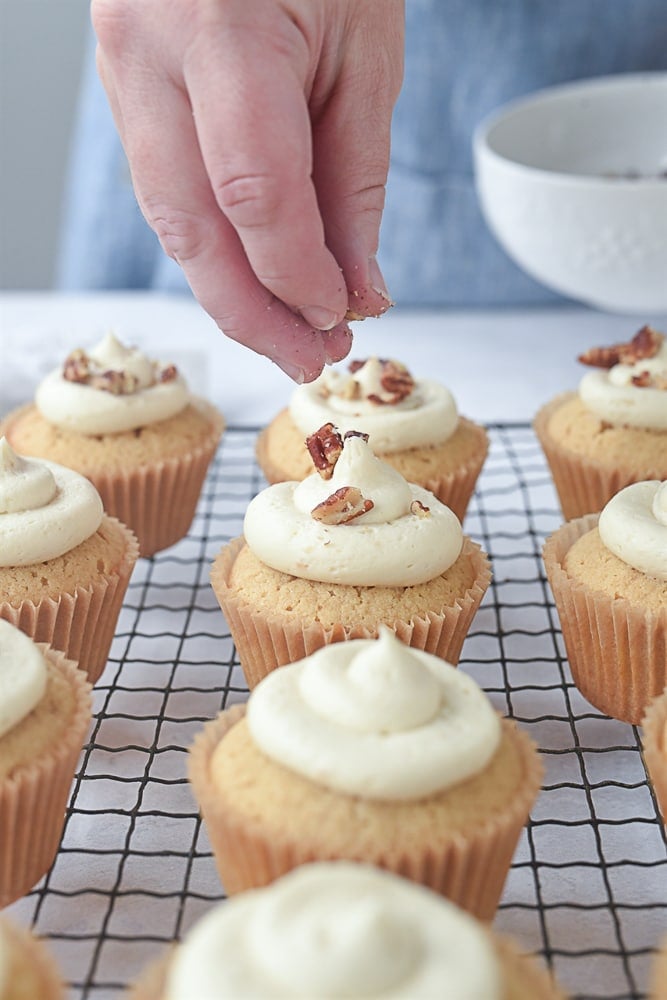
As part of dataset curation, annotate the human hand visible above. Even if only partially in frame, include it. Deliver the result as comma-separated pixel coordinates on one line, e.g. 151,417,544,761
91,0,404,382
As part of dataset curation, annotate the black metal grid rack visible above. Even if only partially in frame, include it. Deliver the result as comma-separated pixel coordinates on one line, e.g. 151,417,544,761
7,424,667,1000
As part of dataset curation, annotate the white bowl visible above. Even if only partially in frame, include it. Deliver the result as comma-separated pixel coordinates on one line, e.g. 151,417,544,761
473,73,667,313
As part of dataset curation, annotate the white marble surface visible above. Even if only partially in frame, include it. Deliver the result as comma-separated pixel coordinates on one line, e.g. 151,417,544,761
2,290,665,424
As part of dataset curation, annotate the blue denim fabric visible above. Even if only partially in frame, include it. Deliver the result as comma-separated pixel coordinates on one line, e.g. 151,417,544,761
57,0,667,306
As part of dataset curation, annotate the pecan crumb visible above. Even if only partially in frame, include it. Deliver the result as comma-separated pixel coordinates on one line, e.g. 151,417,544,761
578,325,664,369
311,486,374,525
306,423,344,479
343,430,370,444
63,349,90,383
631,369,667,390
410,499,431,517
159,363,178,383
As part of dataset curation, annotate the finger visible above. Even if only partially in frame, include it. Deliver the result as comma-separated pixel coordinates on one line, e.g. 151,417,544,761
312,1,404,319
107,71,344,381
184,16,349,330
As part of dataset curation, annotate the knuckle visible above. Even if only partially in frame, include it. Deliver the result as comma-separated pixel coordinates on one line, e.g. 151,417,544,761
213,172,282,230
143,201,207,263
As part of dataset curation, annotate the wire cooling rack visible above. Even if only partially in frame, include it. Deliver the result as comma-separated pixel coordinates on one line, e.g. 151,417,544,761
6,424,667,1000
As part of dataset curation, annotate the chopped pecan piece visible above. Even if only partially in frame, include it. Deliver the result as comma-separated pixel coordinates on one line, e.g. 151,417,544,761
311,486,374,524
158,363,178,382
306,423,344,479
343,430,370,444
578,325,664,369
62,348,91,383
410,499,431,517
88,369,139,395
631,369,667,389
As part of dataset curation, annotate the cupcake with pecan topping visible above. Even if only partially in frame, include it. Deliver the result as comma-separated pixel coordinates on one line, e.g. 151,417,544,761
534,325,667,519
211,424,490,688
1,332,225,556
256,356,488,522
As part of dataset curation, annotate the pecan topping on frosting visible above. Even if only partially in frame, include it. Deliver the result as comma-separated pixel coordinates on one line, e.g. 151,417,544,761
631,370,667,390
311,486,374,525
306,423,344,479
62,348,178,395
348,358,415,405
578,325,664,369
410,499,431,517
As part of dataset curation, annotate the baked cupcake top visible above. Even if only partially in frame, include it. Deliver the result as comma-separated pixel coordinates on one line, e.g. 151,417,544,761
233,627,501,802
35,331,189,435
288,357,459,452
0,619,47,740
0,437,103,566
163,861,502,999
243,424,463,586
598,479,667,582
577,325,667,430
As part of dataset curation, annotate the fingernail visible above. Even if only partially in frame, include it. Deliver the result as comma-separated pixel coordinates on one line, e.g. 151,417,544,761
368,256,393,304
299,305,341,331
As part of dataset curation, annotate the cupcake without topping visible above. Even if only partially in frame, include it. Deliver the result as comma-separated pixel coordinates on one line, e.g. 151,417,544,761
256,357,489,522
129,863,565,1000
0,620,92,908
534,325,667,520
543,480,667,724
189,630,542,921
1,332,225,557
0,439,138,684
0,917,64,1000
212,425,491,689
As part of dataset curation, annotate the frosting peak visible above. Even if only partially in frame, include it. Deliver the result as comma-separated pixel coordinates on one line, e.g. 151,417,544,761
0,620,47,739
599,480,667,581
35,332,189,435
0,441,103,566
243,428,463,586
243,630,501,801
289,357,459,452
165,862,501,999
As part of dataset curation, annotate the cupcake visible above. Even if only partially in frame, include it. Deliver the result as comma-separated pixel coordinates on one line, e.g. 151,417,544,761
0,620,92,908
189,629,542,920
129,863,565,1000
650,935,667,1000
256,356,489,522
1,332,225,557
0,917,64,999
211,424,491,688
543,480,667,724
642,687,667,826
534,325,667,520
0,438,138,685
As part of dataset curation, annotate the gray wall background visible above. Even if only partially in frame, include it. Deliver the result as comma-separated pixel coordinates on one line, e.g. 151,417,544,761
1,0,91,289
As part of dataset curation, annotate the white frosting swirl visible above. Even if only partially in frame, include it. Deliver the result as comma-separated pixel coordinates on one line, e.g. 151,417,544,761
243,629,501,801
289,358,459,451
35,332,189,434
243,435,463,586
579,342,667,429
165,862,502,999
598,480,667,581
0,619,47,739
0,438,103,566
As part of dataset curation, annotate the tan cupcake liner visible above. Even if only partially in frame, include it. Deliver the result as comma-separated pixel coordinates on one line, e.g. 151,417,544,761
189,705,542,923
0,918,65,998
641,689,667,827
650,935,667,1000
88,407,225,558
533,394,643,521
127,921,566,1000
0,516,139,686
256,417,489,524
543,514,667,724
0,650,92,909
210,536,492,690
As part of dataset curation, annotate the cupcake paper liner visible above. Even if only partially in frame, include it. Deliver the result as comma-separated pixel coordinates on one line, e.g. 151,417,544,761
533,394,645,520
189,706,542,923
0,516,139,685
0,918,64,998
88,408,224,558
543,514,667,725
210,536,492,690
0,650,92,909
642,689,667,826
